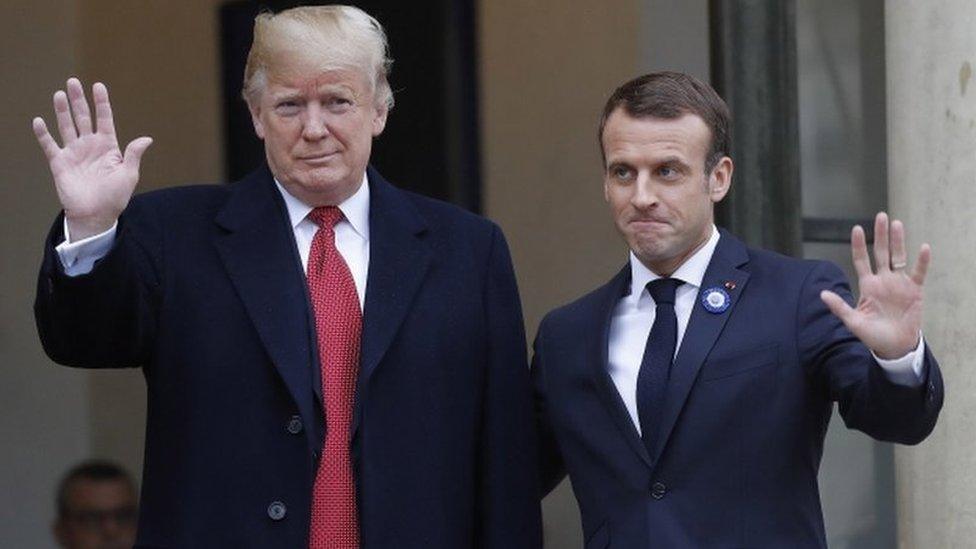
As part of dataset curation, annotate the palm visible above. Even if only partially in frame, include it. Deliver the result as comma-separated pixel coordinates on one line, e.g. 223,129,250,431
50,131,133,218
821,212,930,359
33,78,152,239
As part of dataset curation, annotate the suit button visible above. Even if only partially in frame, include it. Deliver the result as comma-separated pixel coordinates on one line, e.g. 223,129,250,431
267,501,287,521
286,415,303,435
650,482,668,500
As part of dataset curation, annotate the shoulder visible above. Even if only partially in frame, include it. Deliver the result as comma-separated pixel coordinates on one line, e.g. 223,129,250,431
400,187,497,236
539,269,625,337
740,242,846,286
129,183,230,209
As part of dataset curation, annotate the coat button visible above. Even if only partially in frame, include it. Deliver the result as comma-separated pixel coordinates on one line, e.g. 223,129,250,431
267,501,287,521
650,482,668,500
286,415,303,435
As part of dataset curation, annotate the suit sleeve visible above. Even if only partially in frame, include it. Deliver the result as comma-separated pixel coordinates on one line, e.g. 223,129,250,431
797,261,943,444
34,198,162,369
530,314,568,496
477,224,543,548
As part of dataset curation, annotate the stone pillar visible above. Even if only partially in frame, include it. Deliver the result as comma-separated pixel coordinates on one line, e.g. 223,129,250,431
887,2,976,546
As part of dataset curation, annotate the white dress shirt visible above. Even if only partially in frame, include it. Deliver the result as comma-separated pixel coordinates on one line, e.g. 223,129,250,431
56,173,372,309
607,225,925,434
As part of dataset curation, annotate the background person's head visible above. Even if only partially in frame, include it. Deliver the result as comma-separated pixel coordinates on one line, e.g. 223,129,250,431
53,460,137,549
242,5,393,206
599,72,734,275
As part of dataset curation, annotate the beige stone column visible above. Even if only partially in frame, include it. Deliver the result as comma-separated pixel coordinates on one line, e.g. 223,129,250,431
887,2,976,546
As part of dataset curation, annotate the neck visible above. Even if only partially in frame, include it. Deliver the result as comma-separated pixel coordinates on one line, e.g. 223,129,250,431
639,227,713,277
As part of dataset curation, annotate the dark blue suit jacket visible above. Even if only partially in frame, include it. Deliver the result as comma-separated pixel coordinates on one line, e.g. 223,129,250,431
35,166,542,548
532,229,942,548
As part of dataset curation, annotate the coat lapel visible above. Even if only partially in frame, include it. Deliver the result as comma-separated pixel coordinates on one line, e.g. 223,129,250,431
353,167,432,436
649,229,751,466
591,266,655,468
213,166,317,444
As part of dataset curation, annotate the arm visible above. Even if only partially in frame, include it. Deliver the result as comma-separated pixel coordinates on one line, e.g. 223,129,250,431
802,256,942,445
530,315,568,497
35,204,162,369
32,77,159,368
478,224,543,549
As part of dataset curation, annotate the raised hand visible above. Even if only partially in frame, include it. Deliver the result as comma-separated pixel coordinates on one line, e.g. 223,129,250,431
820,212,931,359
32,77,153,240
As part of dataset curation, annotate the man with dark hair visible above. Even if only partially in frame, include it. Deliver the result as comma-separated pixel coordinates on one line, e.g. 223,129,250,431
53,460,137,549
532,71,943,547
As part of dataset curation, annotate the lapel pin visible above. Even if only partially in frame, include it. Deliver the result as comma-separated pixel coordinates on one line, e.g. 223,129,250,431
701,286,731,314
724,281,736,290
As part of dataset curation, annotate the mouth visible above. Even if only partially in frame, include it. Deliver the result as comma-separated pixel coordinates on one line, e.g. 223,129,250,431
297,152,339,165
629,218,669,228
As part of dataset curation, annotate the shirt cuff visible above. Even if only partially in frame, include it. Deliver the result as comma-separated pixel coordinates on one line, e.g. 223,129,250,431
55,219,118,277
872,333,926,387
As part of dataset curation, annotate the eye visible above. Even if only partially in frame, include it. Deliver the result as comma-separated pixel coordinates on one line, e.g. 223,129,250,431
274,100,301,116
326,96,354,113
657,164,682,180
609,164,635,181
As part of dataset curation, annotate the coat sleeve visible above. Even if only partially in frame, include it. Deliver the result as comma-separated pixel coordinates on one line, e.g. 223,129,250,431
34,197,163,369
797,260,943,444
530,313,568,497
477,224,543,548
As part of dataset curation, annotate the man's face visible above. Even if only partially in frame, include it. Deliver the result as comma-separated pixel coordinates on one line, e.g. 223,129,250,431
54,479,137,549
249,62,388,206
602,109,732,275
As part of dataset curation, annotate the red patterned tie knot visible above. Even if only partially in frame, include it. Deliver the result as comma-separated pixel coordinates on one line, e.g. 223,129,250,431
309,206,344,229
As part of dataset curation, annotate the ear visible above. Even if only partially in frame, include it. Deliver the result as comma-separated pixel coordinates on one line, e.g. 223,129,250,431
247,98,266,140
371,102,389,137
603,176,611,203
707,156,733,203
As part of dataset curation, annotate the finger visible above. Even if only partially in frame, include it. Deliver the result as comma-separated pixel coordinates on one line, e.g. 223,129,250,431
123,136,154,173
889,219,908,271
53,90,77,145
872,212,890,272
850,225,872,279
911,243,931,286
32,117,61,161
66,77,93,136
821,290,858,328
92,82,116,138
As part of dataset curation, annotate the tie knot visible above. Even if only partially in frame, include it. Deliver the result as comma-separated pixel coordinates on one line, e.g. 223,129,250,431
646,278,683,305
309,206,344,229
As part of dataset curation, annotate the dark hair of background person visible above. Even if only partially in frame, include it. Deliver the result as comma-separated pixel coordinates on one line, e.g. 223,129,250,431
56,460,135,518
598,71,732,173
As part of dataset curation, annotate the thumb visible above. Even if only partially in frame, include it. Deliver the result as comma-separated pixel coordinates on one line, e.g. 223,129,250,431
123,136,153,172
820,290,857,328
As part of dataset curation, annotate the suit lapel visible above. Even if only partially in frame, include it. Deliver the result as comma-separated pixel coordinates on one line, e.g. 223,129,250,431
591,266,655,468
353,167,432,436
213,166,317,444
649,230,751,466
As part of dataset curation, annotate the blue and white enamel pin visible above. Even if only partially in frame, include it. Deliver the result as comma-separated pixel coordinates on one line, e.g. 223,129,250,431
701,286,731,314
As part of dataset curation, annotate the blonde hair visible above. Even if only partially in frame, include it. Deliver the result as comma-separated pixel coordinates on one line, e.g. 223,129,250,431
242,5,394,110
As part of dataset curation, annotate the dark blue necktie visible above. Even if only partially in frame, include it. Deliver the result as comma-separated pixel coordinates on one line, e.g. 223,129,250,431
636,277,684,458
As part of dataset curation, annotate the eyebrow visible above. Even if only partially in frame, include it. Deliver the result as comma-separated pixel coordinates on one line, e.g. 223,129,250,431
655,155,690,167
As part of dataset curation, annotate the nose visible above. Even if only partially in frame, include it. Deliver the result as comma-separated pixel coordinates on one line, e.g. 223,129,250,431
630,174,658,209
301,103,330,141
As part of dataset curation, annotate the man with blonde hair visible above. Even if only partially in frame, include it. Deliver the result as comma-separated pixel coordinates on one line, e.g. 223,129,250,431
33,6,541,548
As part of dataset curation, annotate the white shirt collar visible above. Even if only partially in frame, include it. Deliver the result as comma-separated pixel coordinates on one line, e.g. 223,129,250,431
273,172,371,240
628,225,721,299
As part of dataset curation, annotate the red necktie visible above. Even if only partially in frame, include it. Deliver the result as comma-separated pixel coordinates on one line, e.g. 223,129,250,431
306,206,361,549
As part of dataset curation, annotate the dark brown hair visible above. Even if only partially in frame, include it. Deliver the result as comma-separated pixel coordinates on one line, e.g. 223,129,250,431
56,460,135,518
598,71,731,173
